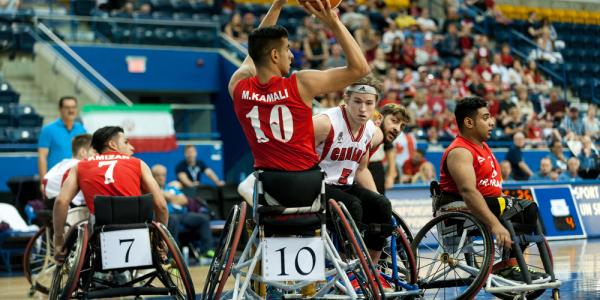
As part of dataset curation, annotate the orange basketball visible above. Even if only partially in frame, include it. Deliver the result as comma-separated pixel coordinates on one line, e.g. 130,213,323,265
305,0,343,11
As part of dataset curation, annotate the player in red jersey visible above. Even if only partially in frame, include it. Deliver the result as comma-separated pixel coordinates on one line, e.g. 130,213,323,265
53,126,168,260
229,0,369,171
439,97,547,281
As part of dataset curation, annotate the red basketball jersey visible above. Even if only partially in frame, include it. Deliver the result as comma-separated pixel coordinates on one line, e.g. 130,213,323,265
439,136,502,197
232,74,318,171
77,151,143,213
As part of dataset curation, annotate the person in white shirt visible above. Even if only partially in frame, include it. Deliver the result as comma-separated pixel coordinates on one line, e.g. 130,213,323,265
43,134,95,206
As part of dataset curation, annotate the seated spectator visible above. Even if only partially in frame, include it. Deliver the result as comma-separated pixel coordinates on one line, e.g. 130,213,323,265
341,2,367,31
578,135,600,179
401,148,426,183
395,9,417,29
524,60,551,95
325,44,346,68
526,116,543,143
545,89,567,124
584,104,600,139
501,106,525,137
530,157,558,181
382,21,405,52
561,106,585,137
355,18,380,61
383,67,403,93
526,11,542,40
505,59,524,86
135,2,152,19
558,157,582,181
458,25,474,53
500,160,515,181
416,35,439,66
176,145,225,188
402,36,417,69
467,73,486,97
319,92,341,109
475,57,493,82
0,0,19,13
303,31,329,69
498,89,515,117
386,37,404,68
438,22,462,68
224,13,246,44
416,8,437,32
370,48,389,77
409,91,433,127
547,140,569,172
474,35,492,62
515,86,534,121
490,53,509,84
152,164,215,258
500,43,514,67
380,90,401,107
411,161,436,184
505,132,533,181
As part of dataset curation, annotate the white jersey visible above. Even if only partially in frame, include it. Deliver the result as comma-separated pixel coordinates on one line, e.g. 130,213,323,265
44,158,85,206
317,106,377,185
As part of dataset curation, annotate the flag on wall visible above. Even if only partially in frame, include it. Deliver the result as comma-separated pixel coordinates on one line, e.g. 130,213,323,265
82,104,177,152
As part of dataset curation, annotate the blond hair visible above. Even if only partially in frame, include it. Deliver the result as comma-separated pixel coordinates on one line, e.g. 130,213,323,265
346,73,383,99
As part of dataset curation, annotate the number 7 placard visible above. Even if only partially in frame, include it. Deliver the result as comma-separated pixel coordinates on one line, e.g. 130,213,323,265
100,228,153,270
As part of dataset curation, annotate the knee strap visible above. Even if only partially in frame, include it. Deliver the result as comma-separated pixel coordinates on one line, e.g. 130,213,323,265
366,223,396,238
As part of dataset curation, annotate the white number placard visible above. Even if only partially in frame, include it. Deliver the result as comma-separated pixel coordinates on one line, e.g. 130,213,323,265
262,237,325,282
100,228,153,270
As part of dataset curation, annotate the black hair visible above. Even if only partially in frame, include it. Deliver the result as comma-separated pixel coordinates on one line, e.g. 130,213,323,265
59,96,77,108
91,126,124,153
454,96,488,131
248,25,289,66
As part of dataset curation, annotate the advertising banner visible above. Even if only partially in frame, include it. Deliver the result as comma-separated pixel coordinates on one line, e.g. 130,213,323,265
532,186,586,240
386,188,433,237
571,185,600,238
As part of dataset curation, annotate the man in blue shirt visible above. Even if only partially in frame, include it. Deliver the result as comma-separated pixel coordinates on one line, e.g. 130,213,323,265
558,157,582,181
37,96,86,190
175,145,224,188
530,157,558,181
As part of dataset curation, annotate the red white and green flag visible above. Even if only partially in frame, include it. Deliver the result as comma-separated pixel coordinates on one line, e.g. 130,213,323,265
81,104,177,152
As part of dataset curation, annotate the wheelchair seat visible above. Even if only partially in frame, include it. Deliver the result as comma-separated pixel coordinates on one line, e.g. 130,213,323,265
93,194,153,226
255,169,325,233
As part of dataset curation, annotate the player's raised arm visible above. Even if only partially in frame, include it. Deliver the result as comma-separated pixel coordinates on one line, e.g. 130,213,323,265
228,0,288,96
296,0,370,104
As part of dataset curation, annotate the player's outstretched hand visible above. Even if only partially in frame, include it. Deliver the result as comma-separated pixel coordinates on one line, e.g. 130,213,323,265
299,0,338,27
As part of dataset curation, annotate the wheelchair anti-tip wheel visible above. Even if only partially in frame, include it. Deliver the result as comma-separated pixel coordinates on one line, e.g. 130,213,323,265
411,212,494,300
202,201,247,300
49,223,89,300
329,199,383,300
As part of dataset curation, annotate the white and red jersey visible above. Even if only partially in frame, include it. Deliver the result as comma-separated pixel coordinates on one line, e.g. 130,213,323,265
317,106,377,185
44,158,84,206
77,151,143,213
232,74,319,171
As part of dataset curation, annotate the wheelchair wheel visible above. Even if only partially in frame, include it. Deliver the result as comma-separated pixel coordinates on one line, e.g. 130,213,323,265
329,199,382,300
411,212,493,300
23,225,54,294
49,223,89,300
152,221,196,299
392,210,414,243
490,235,553,300
201,201,247,300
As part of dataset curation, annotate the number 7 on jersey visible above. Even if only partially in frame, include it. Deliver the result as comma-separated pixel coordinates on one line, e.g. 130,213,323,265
99,160,118,184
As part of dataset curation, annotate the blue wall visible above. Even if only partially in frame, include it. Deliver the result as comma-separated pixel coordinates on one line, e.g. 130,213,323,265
0,143,223,192
64,45,221,92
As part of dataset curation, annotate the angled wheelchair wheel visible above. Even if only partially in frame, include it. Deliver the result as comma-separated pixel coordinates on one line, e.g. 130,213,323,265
411,212,493,300
23,225,54,294
49,223,89,300
151,221,196,299
490,235,553,300
382,211,417,286
201,201,247,300
329,199,382,300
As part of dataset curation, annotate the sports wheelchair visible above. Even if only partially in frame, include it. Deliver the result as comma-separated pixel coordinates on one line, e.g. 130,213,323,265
202,169,421,300
49,194,195,299
410,182,561,299
23,204,89,295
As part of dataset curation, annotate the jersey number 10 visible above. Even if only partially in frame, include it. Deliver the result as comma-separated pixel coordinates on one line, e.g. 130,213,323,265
245,105,294,143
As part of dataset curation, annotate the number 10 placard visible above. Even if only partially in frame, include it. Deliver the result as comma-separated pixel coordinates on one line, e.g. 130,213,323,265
262,237,325,282
100,228,153,270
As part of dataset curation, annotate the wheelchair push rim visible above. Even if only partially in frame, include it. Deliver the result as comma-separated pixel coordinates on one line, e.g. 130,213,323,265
202,201,247,300
23,225,54,294
49,222,89,300
411,211,494,300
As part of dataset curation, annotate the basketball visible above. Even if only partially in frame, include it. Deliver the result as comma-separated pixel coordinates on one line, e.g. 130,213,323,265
305,0,343,11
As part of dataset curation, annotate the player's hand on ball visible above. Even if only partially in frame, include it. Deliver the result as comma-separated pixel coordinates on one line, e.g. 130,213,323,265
299,0,338,26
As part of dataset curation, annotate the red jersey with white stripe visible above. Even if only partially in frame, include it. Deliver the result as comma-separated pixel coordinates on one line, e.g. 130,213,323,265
232,74,318,171
316,106,376,185
77,151,142,213
439,136,502,197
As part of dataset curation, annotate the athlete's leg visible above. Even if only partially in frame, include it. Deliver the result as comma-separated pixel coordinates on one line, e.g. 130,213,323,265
326,184,364,222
